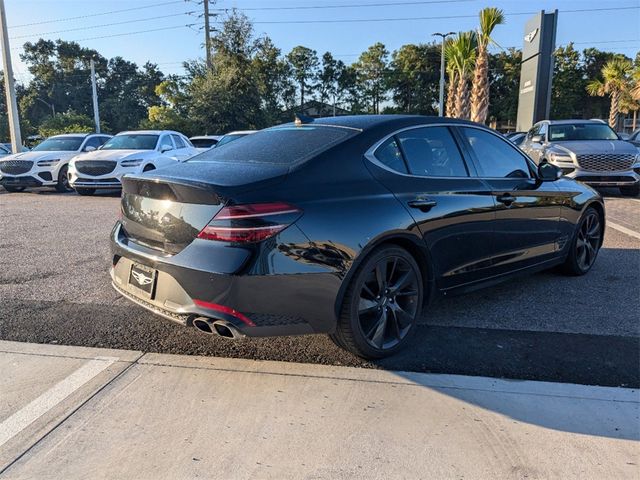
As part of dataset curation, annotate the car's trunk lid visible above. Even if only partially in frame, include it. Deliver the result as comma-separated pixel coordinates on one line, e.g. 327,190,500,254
120,161,289,254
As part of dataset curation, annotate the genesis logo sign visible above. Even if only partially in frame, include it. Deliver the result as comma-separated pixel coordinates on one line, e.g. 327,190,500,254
524,28,539,43
131,270,153,286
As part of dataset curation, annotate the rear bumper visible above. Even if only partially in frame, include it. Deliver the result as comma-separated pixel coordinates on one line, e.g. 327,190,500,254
109,222,341,337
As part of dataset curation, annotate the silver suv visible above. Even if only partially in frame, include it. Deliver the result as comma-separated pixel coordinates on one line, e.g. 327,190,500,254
520,119,640,196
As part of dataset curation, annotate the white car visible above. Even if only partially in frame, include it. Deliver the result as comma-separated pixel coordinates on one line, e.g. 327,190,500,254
0,133,112,193
68,130,199,195
189,135,222,151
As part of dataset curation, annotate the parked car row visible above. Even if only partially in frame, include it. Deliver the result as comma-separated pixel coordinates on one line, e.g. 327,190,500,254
0,129,257,194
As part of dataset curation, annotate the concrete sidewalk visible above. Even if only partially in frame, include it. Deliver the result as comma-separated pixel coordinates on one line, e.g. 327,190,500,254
0,340,638,479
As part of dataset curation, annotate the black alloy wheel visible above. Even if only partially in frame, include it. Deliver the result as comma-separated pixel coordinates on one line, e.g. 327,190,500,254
55,165,72,192
332,246,423,359
563,207,602,275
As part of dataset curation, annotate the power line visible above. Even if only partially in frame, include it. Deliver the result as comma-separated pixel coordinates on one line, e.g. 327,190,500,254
250,6,639,24
213,0,473,11
10,12,195,40
9,0,184,29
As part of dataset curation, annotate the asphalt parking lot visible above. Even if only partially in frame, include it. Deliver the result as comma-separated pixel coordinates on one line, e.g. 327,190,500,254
0,188,638,387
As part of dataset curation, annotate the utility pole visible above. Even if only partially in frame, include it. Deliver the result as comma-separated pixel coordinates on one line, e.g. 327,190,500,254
433,32,455,117
203,0,212,69
90,59,100,133
0,0,22,153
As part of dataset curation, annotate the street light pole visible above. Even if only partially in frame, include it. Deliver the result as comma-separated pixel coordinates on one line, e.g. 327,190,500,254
35,97,55,117
0,0,22,153
433,32,455,117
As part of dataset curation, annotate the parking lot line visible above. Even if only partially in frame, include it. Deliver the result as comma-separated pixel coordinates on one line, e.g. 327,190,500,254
607,221,640,240
0,356,117,448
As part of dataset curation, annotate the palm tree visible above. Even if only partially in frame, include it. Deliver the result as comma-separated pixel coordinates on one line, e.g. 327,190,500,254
470,7,505,124
587,57,633,129
443,39,457,117
448,32,477,119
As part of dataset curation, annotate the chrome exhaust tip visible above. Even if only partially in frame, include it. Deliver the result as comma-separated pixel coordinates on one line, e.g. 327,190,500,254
192,317,244,339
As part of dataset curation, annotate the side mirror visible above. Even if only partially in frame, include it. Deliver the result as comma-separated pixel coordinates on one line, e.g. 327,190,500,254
84,145,96,152
538,162,562,181
160,145,172,153
531,135,544,144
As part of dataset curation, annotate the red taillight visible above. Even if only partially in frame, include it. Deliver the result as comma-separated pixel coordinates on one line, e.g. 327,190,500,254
193,299,255,326
197,202,302,243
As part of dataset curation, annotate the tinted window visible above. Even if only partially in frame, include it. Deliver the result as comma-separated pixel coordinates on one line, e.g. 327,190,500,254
374,137,407,173
460,127,531,179
32,137,84,152
191,126,356,165
172,134,186,149
102,134,158,150
396,127,468,177
548,123,618,141
190,138,218,148
83,136,102,149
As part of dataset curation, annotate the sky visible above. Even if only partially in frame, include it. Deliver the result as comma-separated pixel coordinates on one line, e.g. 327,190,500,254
4,0,639,83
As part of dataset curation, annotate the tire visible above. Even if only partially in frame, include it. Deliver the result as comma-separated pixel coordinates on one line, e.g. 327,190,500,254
331,246,423,359
620,184,640,197
143,164,155,172
3,185,26,193
561,207,602,276
54,165,72,192
75,188,96,196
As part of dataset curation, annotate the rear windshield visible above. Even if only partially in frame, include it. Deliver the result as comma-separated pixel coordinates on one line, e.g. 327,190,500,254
191,138,218,148
548,123,618,141
188,126,357,165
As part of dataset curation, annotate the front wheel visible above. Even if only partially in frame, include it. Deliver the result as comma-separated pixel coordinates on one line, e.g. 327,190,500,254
55,165,72,192
561,207,602,276
331,246,423,359
620,184,639,197
2,185,26,193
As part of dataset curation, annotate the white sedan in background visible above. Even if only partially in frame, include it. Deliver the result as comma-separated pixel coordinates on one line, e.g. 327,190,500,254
0,133,112,193
68,130,198,195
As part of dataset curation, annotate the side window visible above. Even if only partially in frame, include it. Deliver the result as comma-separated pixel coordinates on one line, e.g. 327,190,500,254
159,135,174,151
373,137,408,174
172,134,186,149
538,123,548,140
396,126,469,177
460,127,531,179
83,136,101,150
97,136,110,146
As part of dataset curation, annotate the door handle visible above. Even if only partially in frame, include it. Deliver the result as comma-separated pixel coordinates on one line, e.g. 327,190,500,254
408,198,437,211
496,193,516,206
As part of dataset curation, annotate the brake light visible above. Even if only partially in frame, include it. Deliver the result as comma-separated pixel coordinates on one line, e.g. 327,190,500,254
197,202,302,243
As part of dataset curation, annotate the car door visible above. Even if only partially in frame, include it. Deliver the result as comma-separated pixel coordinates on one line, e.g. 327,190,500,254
456,126,563,275
366,125,497,290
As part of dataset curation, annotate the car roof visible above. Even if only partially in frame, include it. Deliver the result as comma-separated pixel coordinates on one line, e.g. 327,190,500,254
542,119,608,125
279,114,479,132
225,130,258,135
49,133,92,139
116,130,184,136
190,135,222,140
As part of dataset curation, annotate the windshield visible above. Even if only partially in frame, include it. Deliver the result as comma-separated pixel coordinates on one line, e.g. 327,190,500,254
190,125,356,165
548,123,619,141
101,134,159,150
32,137,84,152
215,134,247,148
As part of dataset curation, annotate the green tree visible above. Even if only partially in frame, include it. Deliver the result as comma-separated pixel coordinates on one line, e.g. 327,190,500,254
354,42,389,114
316,52,346,115
38,110,94,137
487,48,521,125
286,46,319,108
587,57,633,128
388,43,439,114
470,7,505,124
447,32,477,119
550,44,586,119
253,36,292,125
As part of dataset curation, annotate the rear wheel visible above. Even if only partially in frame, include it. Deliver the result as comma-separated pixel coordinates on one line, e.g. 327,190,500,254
55,165,72,192
562,207,602,276
3,185,26,193
331,246,423,359
75,188,96,196
620,184,639,197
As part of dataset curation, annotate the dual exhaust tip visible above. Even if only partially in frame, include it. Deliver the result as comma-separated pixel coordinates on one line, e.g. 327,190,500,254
192,316,244,339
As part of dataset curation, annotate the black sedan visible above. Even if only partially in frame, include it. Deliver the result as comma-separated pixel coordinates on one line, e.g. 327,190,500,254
110,115,605,358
